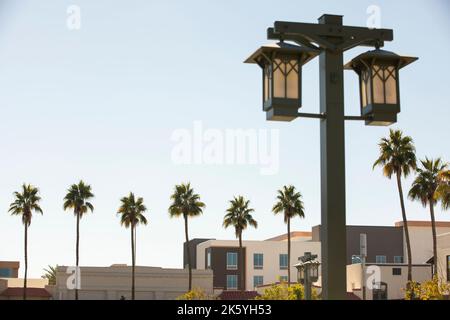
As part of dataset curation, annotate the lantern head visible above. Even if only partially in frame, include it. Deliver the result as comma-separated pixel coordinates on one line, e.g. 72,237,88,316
345,49,417,126
245,42,319,121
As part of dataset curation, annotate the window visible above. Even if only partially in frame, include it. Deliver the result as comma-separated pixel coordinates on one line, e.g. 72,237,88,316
394,256,403,264
253,276,264,288
279,254,288,270
206,250,211,269
0,268,12,277
226,252,238,270
254,253,263,269
351,255,362,264
447,255,450,282
375,255,387,264
227,275,238,290
279,276,288,283
392,268,402,276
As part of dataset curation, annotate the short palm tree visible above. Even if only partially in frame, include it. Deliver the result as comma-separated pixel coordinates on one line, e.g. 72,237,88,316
272,185,305,286
223,196,257,291
168,183,205,291
373,129,416,284
8,184,43,300
63,180,94,300
117,192,148,300
409,158,449,277
41,265,57,285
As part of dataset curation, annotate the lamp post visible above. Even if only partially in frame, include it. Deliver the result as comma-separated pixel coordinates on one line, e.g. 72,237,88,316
295,252,320,300
245,14,417,299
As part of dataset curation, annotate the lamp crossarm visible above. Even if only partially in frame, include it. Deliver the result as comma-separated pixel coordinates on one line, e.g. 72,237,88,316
296,113,372,122
269,21,393,52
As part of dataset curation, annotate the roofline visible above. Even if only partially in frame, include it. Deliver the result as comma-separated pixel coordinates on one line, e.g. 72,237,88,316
395,220,450,228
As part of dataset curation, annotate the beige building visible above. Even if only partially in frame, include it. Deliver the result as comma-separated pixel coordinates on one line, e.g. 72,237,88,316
54,264,213,300
195,233,321,291
396,221,450,264
347,263,432,300
437,232,450,286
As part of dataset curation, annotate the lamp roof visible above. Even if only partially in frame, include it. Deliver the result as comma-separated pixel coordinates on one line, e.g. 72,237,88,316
344,49,418,71
244,41,319,67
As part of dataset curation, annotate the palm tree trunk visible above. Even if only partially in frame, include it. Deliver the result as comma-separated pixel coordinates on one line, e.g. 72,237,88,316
75,211,80,300
238,232,244,291
429,200,438,278
287,217,291,287
184,214,192,291
23,223,28,300
396,172,413,284
131,225,135,300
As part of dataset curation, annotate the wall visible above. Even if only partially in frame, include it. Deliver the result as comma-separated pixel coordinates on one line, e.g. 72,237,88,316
54,265,213,300
437,232,450,284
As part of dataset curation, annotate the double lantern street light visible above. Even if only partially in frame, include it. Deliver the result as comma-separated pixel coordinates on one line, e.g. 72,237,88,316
295,252,320,301
245,14,417,299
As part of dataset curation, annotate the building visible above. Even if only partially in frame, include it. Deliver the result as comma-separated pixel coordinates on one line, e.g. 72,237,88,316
186,220,450,299
0,261,52,300
347,263,432,300
53,264,213,300
437,232,450,285
185,232,320,291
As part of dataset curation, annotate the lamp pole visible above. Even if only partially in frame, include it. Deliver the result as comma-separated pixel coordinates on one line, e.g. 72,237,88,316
266,14,394,299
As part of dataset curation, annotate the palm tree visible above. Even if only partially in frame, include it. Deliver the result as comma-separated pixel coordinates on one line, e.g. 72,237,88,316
223,196,257,291
437,169,450,210
63,180,94,300
41,265,57,285
8,184,43,300
168,183,205,291
117,192,148,300
408,158,448,277
272,185,305,286
373,129,416,284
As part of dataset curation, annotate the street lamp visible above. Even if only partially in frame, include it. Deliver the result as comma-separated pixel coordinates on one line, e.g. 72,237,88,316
344,49,417,126
245,14,417,299
245,42,319,121
295,252,320,300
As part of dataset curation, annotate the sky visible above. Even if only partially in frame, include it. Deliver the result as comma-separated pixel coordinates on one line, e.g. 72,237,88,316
0,0,449,278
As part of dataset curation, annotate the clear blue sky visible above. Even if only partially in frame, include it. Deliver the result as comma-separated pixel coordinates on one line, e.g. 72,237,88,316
0,0,449,277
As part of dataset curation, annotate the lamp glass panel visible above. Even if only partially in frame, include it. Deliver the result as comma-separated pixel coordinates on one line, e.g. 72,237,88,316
273,59,285,98
372,65,385,104
264,66,270,102
360,74,367,107
286,59,299,99
384,66,397,104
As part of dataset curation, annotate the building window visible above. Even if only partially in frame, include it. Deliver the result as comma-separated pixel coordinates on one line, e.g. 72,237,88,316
206,250,211,269
376,255,387,264
392,268,402,276
279,276,288,283
0,268,12,277
254,253,263,269
351,255,362,264
447,255,450,282
226,252,238,270
394,256,403,264
279,254,288,270
227,275,238,290
253,276,264,288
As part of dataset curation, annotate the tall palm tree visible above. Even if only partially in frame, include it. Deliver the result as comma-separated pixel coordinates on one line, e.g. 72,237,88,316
8,184,43,300
117,192,148,300
408,158,448,277
272,185,305,286
373,129,416,284
63,180,94,300
437,169,450,210
168,183,205,291
223,196,257,291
